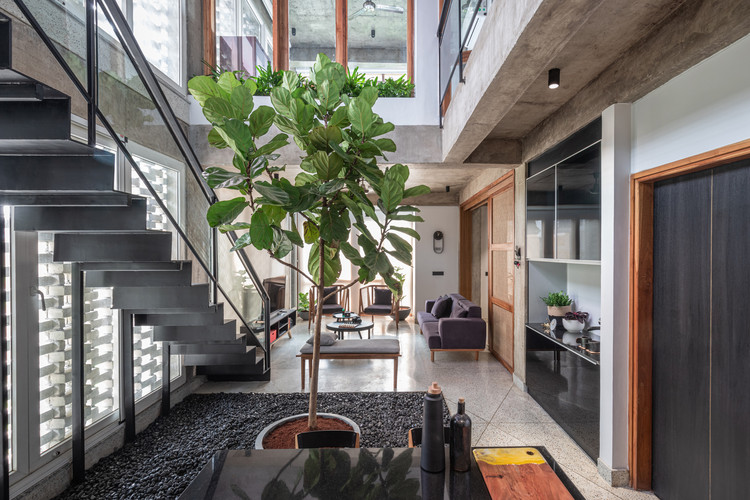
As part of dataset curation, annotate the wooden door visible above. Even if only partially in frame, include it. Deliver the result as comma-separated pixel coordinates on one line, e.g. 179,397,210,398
488,176,514,371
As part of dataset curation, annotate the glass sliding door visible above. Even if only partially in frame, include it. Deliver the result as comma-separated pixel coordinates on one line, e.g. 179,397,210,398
347,0,407,80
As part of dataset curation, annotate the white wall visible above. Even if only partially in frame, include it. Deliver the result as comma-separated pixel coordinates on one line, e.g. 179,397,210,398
189,1,439,127
414,206,460,314
632,33,750,173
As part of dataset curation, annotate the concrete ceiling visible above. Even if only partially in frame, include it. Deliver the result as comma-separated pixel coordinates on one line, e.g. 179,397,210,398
484,0,686,141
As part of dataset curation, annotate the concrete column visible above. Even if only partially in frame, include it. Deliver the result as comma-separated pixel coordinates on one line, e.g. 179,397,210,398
598,103,631,485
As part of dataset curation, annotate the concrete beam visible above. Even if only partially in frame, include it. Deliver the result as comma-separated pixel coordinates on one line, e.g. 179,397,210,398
465,138,522,164
441,0,605,163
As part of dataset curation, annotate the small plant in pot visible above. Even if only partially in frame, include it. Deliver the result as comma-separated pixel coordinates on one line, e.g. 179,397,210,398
389,266,411,321
541,291,572,330
562,311,589,333
297,291,310,321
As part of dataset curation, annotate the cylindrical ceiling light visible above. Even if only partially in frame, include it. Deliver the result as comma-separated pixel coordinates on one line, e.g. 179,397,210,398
548,68,560,89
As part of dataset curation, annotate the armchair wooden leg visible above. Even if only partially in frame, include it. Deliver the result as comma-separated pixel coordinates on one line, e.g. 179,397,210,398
431,351,435,362
475,351,479,361
301,358,305,391
393,358,398,390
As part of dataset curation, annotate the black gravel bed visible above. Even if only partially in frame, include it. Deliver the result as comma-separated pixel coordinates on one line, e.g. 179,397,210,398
54,392,450,500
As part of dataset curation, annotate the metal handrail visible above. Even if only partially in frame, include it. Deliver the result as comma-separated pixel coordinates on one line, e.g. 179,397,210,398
11,0,271,353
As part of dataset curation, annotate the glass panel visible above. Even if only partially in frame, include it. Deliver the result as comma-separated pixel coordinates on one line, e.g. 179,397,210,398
216,0,272,77
491,249,513,305
132,0,181,84
491,303,512,366
289,0,335,74
556,143,601,260
526,167,555,259
491,189,513,245
2,208,11,470
38,235,119,454
133,325,161,401
439,0,460,101
347,0,407,81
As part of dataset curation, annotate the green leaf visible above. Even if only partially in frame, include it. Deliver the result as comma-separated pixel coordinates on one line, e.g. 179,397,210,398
270,87,293,118
243,78,257,95
329,106,350,128
202,97,239,123
303,221,319,244
374,138,397,152
309,151,343,181
230,84,254,119
347,97,376,135
249,210,273,250
247,106,275,137
264,204,287,225
381,169,404,213
187,75,226,105
295,172,317,186
206,197,248,227
272,227,293,258
390,225,421,240
282,70,300,91
230,232,252,251
387,232,413,254
374,251,392,275
309,126,342,151
402,185,431,199
318,79,341,111
359,85,379,107
317,179,345,196
308,242,342,286
390,213,423,222
328,140,353,162
216,71,241,94
369,120,395,138
254,134,289,158
320,209,350,243
233,153,248,176
202,167,247,190
218,222,253,233
389,163,409,184
254,181,291,205
207,127,228,148
285,228,304,247
339,241,362,262
214,119,254,159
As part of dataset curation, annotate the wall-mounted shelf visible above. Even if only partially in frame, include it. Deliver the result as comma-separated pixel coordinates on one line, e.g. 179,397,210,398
527,258,601,266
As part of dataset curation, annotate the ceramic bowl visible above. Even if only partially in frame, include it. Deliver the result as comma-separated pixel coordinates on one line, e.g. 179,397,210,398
562,318,586,333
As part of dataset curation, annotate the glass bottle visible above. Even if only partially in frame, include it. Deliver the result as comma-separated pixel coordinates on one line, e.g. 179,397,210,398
450,398,472,472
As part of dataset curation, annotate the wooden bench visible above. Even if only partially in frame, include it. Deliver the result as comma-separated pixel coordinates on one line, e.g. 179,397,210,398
297,338,401,390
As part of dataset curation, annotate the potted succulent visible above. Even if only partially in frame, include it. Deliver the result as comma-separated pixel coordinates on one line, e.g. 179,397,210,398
297,291,310,321
562,311,589,333
541,291,572,330
189,54,429,438
389,266,410,321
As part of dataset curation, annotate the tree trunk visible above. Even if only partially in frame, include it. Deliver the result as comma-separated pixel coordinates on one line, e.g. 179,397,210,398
307,241,326,429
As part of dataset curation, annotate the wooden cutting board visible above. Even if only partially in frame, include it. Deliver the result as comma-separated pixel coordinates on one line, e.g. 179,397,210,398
473,448,573,499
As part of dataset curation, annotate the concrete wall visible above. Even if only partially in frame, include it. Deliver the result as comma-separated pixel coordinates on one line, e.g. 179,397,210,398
413,206,460,314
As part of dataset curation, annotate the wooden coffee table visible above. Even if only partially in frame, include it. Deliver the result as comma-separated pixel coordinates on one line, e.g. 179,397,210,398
326,320,374,339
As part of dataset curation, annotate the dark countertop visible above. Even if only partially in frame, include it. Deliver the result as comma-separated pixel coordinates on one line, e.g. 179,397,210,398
526,323,601,366
179,446,582,500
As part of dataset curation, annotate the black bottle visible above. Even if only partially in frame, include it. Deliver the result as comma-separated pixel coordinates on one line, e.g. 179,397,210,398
450,398,472,472
421,382,445,472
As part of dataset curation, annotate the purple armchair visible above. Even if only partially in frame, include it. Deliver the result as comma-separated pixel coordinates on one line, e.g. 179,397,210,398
416,293,486,361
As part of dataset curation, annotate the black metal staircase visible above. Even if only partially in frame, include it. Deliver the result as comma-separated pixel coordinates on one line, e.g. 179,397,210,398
0,7,271,494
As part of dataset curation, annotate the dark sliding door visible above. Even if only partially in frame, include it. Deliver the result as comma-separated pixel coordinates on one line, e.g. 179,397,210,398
652,159,750,500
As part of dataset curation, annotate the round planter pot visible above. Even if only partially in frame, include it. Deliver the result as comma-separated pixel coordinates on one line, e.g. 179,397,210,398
562,318,586,333
390,307,411,321
298,310,310,321
547,305,571,330
255,413,361,450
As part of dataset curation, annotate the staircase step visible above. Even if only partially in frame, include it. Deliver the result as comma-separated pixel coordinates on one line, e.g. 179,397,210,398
86,263,192,288
0,140,114,191
81,260,190,272
0,89,70,140
134,304,225,326
0,190,136,206
171,338,249,355
152,320,237,342
113,284,208,310
53,231,172,262
14,198,147,231
183,347,261,366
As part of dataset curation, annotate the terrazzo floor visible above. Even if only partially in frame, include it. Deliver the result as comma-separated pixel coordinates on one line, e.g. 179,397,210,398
195,316,658,500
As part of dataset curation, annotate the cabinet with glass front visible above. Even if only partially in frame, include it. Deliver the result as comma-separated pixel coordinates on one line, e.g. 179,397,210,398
526,142,601,263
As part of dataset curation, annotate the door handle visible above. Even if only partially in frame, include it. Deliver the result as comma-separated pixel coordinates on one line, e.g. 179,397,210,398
31,288,46,311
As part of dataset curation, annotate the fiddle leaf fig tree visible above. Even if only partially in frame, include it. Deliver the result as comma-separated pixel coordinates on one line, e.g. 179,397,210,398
189,54,430,429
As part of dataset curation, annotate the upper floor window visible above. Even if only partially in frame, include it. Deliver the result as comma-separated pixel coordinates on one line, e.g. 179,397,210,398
132,0,182,85
347,0,407,81
288,0,336,74
216,0,273,77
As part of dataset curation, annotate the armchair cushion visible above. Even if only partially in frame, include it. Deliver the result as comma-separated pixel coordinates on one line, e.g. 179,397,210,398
425,300,436,313
364,304,392,314
306,333,337,346
373,288,392,305
322,303,344,314
430,296,452,319
323,286,338,305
